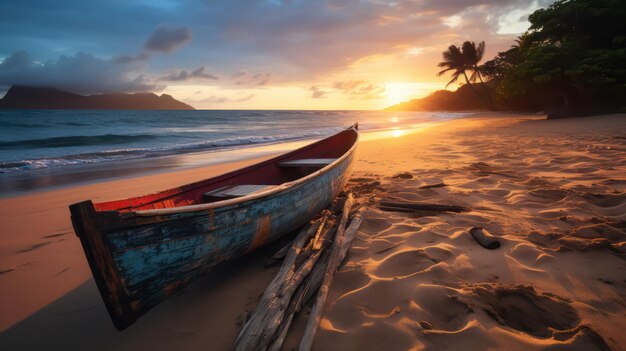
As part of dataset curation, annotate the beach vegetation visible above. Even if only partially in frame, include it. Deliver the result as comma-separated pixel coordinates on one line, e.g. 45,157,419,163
482,0,626,118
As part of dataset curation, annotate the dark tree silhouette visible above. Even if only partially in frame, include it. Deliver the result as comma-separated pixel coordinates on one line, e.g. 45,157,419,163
481,0,626,117
437,41,492,109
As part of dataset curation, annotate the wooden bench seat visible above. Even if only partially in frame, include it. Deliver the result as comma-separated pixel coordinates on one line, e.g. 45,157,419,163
203,184,277,200
277,158,336,168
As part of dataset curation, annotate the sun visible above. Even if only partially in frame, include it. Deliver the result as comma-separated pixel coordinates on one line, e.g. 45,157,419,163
385,83,413,106
384,82,440,107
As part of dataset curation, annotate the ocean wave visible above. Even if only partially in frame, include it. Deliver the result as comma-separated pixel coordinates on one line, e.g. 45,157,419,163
0,111,477,174
168,129,341,151
157,127,221,133
0,127,343,173
0,120,50,128
0,134,157,149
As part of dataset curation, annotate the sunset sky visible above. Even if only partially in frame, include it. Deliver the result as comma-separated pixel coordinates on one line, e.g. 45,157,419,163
0,0,553,110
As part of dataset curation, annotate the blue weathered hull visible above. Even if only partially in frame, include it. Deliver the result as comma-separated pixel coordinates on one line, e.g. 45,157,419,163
70,127,357,330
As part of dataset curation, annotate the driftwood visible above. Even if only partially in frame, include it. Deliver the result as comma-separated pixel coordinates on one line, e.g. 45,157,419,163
469,227,501,249
233,193,367,351
379,200,468,213
378,205,423,214
268,248,331,351
233,212,331,351
299,197,366,351
418,182,446,189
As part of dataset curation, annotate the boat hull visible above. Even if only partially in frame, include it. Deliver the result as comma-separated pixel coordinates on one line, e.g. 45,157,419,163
70,140,355,330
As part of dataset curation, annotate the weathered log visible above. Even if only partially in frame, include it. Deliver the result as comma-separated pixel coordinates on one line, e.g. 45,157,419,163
268,218,340,351
299,199,366,351
235,194,365,351
296,214,336,268
418,182,446,189
268,306,297,351
268,240,333,351
378,205,416,213
233,207,341,351
379,200,468,213
311,210,332,250
233,213,328,351
469,227,501,249
268,206,346,351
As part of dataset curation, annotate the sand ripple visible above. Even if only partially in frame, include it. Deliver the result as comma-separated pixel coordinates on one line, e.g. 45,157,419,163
312,115,625,351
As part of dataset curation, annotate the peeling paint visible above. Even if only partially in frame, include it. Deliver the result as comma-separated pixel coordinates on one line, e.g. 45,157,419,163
79,146,355,328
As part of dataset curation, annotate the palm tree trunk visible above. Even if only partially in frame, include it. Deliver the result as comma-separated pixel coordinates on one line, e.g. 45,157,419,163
462,72,490,110
475,68,494,110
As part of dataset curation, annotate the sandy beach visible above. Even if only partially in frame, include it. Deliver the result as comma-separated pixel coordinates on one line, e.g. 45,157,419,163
1,113,625,350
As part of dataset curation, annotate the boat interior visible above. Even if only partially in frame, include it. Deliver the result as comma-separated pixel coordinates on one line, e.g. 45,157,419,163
93,127,358,212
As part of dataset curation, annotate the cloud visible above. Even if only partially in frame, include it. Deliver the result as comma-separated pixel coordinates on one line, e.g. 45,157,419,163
234,72,273,87
0,51,158,94
306,80,385,100
0,0,556,99
309,85,328,99
231,69,248,78
189,0,549,81
332,80,385,99
190,94,254,104
144,25,192,53
112,52,150,64
159,66,219,81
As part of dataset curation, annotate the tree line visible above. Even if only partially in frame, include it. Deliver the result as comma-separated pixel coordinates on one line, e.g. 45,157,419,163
437,0,626,118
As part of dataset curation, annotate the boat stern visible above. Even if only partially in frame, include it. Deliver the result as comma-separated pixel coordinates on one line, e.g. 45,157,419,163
69,200,137,330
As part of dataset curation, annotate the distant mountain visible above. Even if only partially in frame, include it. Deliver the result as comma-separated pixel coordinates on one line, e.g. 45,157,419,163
0,86,194,110
385,84,487,111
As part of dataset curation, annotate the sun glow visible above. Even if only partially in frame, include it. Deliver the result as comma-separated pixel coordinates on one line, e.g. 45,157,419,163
384,82,441,107
163,81,442,110
390,116,399,123
391,128,405,138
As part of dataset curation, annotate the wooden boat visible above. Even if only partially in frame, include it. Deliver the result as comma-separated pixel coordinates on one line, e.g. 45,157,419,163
69,123,359,330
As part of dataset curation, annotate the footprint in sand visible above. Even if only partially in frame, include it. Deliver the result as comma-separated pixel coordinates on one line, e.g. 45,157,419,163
569,223,624,241
580,192,626,208
409,285,475,332
469,284,613,349
471,284,579,338
528,188,570,201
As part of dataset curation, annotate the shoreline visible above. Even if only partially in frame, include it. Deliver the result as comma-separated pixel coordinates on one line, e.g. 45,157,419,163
1,112,624,350
0,117,456,334
0,119,449,198
0,109,473,192
0,139,296,198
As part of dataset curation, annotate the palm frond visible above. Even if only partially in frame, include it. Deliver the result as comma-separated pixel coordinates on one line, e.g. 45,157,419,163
444,72,461,88
476,41,485,62
437,67,456,76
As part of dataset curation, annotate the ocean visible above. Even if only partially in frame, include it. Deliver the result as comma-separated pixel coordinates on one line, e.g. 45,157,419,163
0,110,472,194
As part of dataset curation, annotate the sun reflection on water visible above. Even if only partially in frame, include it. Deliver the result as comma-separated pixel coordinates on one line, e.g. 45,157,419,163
391,127,405,138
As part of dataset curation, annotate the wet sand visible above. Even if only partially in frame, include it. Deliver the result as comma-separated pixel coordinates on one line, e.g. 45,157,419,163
1,113,625,350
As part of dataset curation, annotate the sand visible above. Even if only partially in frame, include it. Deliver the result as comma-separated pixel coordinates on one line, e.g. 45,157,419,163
1,113,625,350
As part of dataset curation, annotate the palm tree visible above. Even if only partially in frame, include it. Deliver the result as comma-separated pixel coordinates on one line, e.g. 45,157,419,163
464,41,494,108
437,41,492,109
